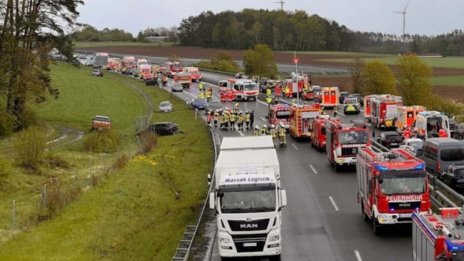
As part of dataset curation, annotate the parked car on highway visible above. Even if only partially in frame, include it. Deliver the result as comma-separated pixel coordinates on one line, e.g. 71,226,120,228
145,75,158,86
190,98,208,110
442,165,464,192
376,131,403,149
400,138,424,156
343,97,360,115
159,101,173,113
91,115,111,131
91,69,103,77
147,122,179,136
171,83,183,92
205,101,222,114
339,91,350,103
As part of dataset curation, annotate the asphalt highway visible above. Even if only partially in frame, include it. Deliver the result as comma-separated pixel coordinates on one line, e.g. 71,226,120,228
160,72,411,261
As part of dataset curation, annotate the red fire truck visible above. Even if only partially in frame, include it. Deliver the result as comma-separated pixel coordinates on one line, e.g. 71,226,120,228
284,73,309,97
218,79,259,102
165,61,183,78
310,114,330,151
357,147,430,235
325,118,369,171
173,72,192,88
412,208,464,261
363,95,375,122
268,104,292,129
289,104,321,139
370,94,403,129
121,56,136,74
320,87,339,109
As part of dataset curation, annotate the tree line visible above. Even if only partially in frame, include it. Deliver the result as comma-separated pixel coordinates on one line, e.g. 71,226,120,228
178,9,464,56
73,25,179,43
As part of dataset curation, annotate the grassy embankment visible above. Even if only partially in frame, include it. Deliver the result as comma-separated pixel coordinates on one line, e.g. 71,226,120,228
0,63,212,260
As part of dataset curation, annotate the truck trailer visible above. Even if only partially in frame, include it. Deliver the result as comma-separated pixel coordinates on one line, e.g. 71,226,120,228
209,136,287,259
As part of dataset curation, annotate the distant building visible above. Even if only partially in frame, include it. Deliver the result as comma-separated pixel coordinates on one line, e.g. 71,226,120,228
145,36,169,43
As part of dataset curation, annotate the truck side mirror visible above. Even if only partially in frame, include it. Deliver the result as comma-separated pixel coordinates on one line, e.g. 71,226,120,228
209,192,215,210
207,173,212,186
368,180,374,193
280,189,287,210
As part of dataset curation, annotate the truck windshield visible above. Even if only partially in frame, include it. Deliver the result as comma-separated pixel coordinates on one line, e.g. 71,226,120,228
380,177,425,195
426,116,446,138
339,130,368,144
243,83,257,91
276,111,291,119
220,188,276,213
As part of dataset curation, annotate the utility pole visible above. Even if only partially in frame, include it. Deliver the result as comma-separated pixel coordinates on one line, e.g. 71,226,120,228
293,51,299,105
274,0,285,11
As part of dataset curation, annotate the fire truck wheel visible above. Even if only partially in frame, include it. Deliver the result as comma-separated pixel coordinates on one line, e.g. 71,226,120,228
270,254,282,261
361,205,369,222
372,218,382,235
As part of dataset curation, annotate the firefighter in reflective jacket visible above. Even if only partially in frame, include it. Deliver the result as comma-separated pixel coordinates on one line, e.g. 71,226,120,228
277,122,287,146
245,111,251,130
198,82,204,91
261,125,269,135
229,112,236,131
213,110,219,127
269,124,277,147
252,125,260,136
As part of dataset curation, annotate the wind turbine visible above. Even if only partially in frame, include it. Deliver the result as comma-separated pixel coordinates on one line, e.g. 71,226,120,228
393,0,412,38
274,0,285,11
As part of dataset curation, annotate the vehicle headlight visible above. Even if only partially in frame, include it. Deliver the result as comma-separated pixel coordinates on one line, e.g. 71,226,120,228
269,234,280,242
219,237,231,244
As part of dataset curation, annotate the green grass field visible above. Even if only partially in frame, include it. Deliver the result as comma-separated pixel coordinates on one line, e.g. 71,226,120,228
276,50,389,57
74,41,175,48
0,64,212,260
431,75,464,86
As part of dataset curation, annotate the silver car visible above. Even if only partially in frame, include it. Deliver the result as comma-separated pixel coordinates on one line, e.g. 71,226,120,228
159,101,173,113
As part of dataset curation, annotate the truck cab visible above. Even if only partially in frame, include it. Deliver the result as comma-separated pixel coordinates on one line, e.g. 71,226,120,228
268,104,292,129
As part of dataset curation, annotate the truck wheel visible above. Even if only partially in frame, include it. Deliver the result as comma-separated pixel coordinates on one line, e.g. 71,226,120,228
361,205,369,222
372,218,382,235
271,254,282,261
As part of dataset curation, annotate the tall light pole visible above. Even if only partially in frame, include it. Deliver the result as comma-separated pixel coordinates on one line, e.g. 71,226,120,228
293,51,299,105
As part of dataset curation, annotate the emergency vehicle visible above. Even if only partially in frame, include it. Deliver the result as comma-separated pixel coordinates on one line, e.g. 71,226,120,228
106,57,121,71
219,79,259,102
173,72,192,88
320,87,339,109
121,56,136,74
310,114,330,151
413,111,451,139
363,95,375,122
165,61,183,78
395,105,426,132
136,58,148,70
357,147,431,235
138,64,152,80
412,208,464,261
284,73,310,97
325,118,369,171
183,66,202,82
370,94,403,129
288,104,321,139
267,104,292,129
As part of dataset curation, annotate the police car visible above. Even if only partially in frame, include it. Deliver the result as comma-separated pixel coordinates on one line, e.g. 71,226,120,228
343,97,360,114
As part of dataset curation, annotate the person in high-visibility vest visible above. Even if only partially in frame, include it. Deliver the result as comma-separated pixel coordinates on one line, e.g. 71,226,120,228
237,112,244,131
266,95,273,104
245,111,251,130
206,88,212,102
266,87,272,97
269,124,277,147
252,125,260,136
198,82,204,91
277,123,286,147
229,112,236,131
199,90,205,99
213,110,219,128
224,112,230,131
261,125,269,135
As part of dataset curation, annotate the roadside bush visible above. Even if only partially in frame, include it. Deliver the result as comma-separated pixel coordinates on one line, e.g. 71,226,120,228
14,126,47,171
428,97,464,122
0,110,15,136
83,129,121,153
111,154,130,171
38,177,82,220
137,131,158,154
45,153,71,169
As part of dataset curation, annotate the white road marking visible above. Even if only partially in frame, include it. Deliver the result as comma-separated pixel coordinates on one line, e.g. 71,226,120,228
329,196,340,211
257,100,268,106
260,117,267,122
291,144,298,150
354,250,363,261
237,130,245,137
309,164,318,174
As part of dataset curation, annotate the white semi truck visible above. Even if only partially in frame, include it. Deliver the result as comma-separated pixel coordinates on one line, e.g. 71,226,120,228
209,136,287,260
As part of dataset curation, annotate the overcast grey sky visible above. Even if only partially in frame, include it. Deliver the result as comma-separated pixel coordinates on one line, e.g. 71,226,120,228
78,0,464,36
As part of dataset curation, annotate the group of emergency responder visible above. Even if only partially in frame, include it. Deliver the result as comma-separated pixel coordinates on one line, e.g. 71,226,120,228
197,82,213,101
207,104,254,131
251,123,287,147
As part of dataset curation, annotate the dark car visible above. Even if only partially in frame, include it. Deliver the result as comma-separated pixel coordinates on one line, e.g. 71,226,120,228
348,93,363,107
190,98,208,110
147,122,179,136
376,131,403,149
442,165,464,192
145,75,159,86
339,91,350,104
205,101,222,114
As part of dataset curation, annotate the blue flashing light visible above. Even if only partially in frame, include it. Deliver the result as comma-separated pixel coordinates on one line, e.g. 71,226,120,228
390,208,395,212
414,163,425,171
375,165,389,172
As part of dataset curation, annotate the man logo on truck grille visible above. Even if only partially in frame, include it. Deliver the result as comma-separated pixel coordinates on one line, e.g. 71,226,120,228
240,223,258,229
